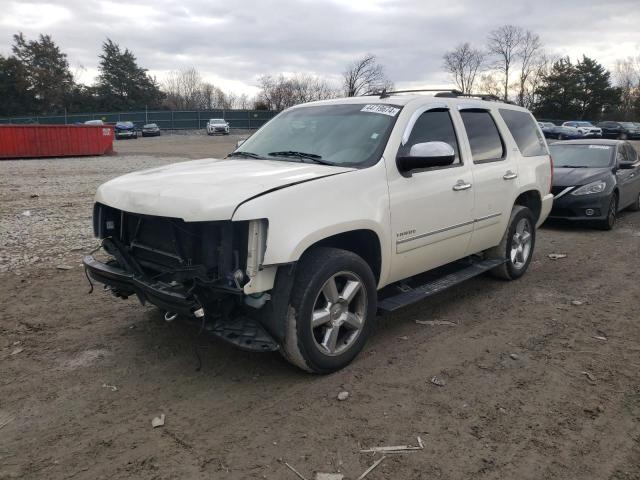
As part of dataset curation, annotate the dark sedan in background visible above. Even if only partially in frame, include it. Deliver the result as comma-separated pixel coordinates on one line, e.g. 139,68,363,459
597,121,640,140
538,122,583,140
548,140,640,229
141,123,161,137
114,121,138,140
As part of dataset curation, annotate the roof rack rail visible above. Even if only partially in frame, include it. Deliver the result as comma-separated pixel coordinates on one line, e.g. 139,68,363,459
366,88,462,99
369,88,516,104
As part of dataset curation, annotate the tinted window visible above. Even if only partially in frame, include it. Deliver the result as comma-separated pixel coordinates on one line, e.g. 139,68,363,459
499,109,548,157
460,110,504,163
624,144,638,162
399,109,460,166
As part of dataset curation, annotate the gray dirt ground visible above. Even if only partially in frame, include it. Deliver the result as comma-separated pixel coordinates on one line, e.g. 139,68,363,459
1,136,640,480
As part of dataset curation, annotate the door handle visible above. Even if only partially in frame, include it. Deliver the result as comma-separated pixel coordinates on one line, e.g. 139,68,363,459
503,170,518,180
453,180,472,191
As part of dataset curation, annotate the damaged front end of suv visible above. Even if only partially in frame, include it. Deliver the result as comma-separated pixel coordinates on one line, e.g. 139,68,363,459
84,203,282,351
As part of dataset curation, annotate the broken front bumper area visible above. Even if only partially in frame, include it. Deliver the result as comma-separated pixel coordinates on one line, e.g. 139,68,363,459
83,255,279,352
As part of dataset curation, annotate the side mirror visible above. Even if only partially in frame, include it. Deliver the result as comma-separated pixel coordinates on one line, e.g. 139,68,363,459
236,139,246,148
618,161,636,170
397,141,455,174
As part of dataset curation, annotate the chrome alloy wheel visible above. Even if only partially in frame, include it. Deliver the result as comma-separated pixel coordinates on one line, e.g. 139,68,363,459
510,218,533,269
311,271,367,356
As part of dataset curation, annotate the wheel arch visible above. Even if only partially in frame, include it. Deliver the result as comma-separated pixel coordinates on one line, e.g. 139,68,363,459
514,190,542,224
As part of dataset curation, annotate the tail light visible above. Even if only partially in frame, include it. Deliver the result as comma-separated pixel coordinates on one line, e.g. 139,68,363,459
549,155,554,194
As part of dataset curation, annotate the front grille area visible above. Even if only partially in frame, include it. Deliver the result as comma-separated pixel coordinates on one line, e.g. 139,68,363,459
94,203,247,282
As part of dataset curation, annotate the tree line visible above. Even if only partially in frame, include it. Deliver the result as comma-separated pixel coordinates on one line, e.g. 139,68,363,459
1,29,638,121
442,24,640,120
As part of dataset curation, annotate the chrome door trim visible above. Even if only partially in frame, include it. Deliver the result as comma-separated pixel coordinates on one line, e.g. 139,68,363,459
396,213,502,245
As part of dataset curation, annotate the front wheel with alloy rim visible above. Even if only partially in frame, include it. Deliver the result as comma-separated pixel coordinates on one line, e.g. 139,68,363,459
598,194,618,230
281,247,377,373
486,205,536,280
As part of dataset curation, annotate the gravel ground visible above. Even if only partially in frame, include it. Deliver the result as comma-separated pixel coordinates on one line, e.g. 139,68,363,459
1,137,640,480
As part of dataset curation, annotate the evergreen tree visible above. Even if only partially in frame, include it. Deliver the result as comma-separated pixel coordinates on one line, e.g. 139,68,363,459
574,55,619,119
533,57,580,119
96,39,163,111
11,33,74,115
0,55,32,116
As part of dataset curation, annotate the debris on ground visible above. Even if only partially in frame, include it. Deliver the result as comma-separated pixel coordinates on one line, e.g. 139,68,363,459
571,300,583,306
56,265,73,271
430,376,446,387
337,391,349,401
509,353,519,360
151,413,165,428
593,330,608,341
30,194,39,198
581,371,597,382
398,335,409,340
360,436,424,454
315,473,344,480
21,210,31,217
284,462,308,480
415,320,457,326
356,456,386,480
548,253,567,260
101,383,118,391
10,347,24,356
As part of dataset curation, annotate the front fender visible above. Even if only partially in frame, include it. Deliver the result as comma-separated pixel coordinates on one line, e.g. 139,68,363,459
232,161,392,287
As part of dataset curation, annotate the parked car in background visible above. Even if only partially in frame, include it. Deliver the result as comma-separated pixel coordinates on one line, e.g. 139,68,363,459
538,122,582,140
142,123,161,137
597,121,640,140
84,119,104,126
548,140,640,229
207,118,230,135
84,91,553,372
562,121,602,138
114,121,138,140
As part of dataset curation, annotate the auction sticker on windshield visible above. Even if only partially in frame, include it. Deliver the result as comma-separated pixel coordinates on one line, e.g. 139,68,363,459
361,104,401,116
588,145,611,149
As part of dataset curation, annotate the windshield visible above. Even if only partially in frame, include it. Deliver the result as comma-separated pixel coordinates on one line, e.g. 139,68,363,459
210,119,225,124
549,144,614,168
235,103,401,167
576,122,593,127
620,122,635,127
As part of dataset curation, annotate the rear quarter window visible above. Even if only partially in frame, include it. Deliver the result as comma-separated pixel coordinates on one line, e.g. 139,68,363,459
499,109,548,157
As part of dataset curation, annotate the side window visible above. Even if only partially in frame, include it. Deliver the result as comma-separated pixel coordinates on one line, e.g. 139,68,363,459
625,144,638,163
400,109,461,166
498,108,548,157
616,146,627,164
460,110,505,163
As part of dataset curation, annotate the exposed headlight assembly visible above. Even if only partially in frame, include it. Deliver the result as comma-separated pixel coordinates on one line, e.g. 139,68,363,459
571,180,606,195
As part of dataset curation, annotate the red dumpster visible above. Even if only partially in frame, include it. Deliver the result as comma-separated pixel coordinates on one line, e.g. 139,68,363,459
0,125,114,159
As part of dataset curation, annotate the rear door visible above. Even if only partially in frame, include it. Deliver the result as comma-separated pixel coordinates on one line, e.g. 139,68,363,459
457,108,519,254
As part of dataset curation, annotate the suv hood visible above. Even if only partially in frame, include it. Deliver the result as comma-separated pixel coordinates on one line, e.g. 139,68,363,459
95,158,354,221
553,167,610,187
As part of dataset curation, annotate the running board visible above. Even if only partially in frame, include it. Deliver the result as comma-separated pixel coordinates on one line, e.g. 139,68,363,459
377,258,505,313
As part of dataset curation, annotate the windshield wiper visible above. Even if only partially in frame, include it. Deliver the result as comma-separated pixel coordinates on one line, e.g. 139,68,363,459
227,151,265,159
268,151,334,165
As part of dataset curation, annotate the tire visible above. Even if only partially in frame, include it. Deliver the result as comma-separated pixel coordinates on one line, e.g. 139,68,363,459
486,205,536,280
598,194,618,230
628,191,640,212
620,133,628,140
280,247,377,374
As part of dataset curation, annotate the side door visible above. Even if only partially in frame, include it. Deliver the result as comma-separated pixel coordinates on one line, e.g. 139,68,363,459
617,143,640,208
386,108,474,283
457,108,519,255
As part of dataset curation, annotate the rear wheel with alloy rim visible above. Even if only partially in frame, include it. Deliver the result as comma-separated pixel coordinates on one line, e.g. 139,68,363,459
599,194,618,230
281,247,377,373
486,205,536,280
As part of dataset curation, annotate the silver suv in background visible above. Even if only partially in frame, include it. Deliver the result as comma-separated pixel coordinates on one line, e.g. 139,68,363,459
207,118,230,135
562,121,602,138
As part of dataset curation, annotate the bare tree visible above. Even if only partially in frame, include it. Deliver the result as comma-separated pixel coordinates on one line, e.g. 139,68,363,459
475,72,503,98
257,74,338,110
516,30,543,106
614,56,640,120
343,54,393,96
443,43,485,94
487,25,524,101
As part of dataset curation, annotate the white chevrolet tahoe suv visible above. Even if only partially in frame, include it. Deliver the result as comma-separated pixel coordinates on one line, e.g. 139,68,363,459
84,90,553,373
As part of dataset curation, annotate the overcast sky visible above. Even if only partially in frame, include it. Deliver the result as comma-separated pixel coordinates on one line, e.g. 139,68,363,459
1,0,639,95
